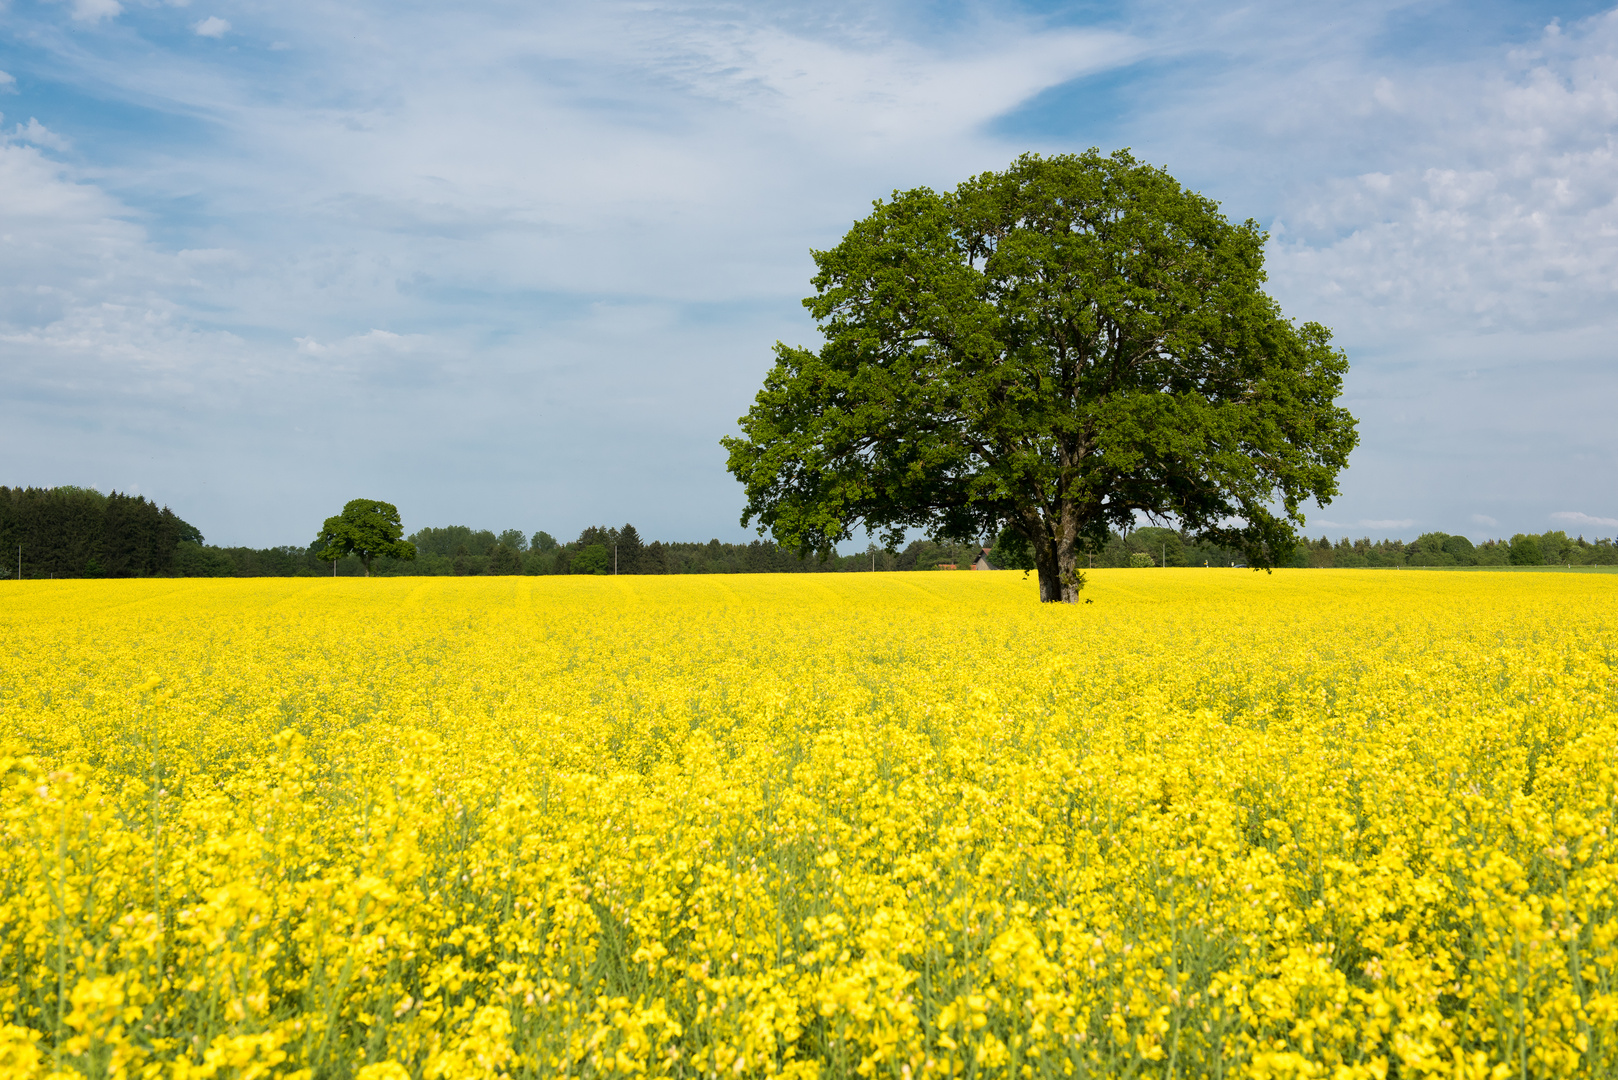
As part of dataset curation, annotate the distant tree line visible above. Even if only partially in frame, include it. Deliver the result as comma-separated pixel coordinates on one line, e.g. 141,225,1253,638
5,486,1615,578
150,522,1618,577
994,525,1617,569
176,524,996,578
0,486,202,579
1289,530,1617,568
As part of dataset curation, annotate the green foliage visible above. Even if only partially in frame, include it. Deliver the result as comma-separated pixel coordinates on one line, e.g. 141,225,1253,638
1129,552,1156,568
573,525,612,549
1509,534,1544,566
1538,530,1576,564
1407,533,1458,567
1131,527,1187,567
402,525,539,576
173,541,237,577
1442,534,1477,563
616,523,644,573
990,526,1036,571
573,544,610,575
408,525,497,559
1398,531,1482,567
159,526,1618,578
486,544,523,575
0,485,200,578
315,499,417,576
13,488,1606,580
724,149,1358,603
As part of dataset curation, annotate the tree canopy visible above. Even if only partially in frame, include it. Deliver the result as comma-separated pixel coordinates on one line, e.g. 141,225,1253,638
723,149,1359,601
314,499,416,576
0,486,201,579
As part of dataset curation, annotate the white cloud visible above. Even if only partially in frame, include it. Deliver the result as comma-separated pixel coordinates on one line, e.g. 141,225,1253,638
0,140,149,309
651,21,1140,152
64,0,122,23
2,0,1616,544
0,72,16,94
0,137,261,408
1470,514,1499,527
12,118,73,152
1268,10,1618,341
1552,511,1618,529
293,328,428,358
194,16,230,38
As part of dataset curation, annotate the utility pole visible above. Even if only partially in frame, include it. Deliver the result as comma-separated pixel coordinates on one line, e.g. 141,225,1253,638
16,544,20,581
614,544,618,575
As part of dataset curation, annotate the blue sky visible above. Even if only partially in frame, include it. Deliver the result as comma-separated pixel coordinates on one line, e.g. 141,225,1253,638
1,0,1615,546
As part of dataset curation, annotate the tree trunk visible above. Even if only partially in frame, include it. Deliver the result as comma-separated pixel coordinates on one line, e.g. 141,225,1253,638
1031,506,1084,603
1035,557,1063,602
1057,541,1083,603
1030,517,1066,603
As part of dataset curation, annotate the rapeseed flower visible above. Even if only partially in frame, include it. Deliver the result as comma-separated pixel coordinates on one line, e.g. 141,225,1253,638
0,571,1615,1077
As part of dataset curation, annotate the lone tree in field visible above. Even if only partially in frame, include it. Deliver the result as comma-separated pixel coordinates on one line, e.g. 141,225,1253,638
315,499,416,576
723,150,1358,602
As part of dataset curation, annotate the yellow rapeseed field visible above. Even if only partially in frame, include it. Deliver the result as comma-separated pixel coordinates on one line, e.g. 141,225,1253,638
2,571,1616,1079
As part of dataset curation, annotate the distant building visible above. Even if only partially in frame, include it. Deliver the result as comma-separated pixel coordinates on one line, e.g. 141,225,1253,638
936,563,958,571
972,547,998,571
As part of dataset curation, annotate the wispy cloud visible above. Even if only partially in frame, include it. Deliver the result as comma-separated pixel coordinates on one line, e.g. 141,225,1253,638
293,329,428,359
1552,511,1618,529
2,1,1617,544
11,118,73,152
0,72,16,94
52,0,121,24
1267,11,1618,342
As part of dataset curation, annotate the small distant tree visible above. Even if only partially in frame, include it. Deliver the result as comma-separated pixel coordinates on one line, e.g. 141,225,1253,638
487,543,522,575
1441,534,1477,565
1538,530,1575,564
573,544,610,575
1508,534,1543,566
316,499,416,577
1408,533,1456,567
617,523,645,573
575,525,614,550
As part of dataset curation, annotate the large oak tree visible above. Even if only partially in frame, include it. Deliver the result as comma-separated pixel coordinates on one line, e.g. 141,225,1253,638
315,499,416,576
723,150,1359,602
